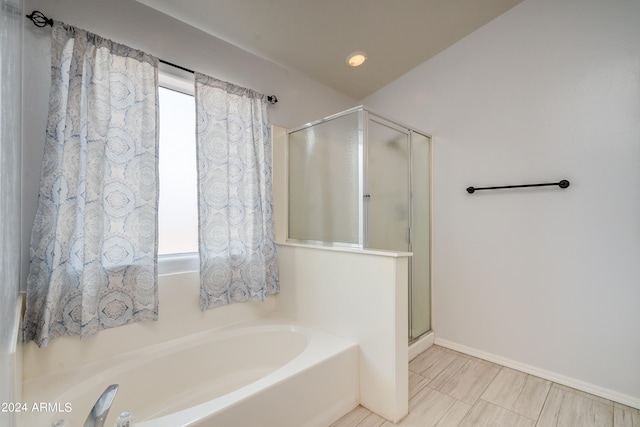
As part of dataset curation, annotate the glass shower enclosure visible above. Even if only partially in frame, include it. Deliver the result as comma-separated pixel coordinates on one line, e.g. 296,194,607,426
287,106,431,341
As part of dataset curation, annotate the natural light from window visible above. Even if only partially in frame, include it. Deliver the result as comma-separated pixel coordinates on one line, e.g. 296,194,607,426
158,86,198,255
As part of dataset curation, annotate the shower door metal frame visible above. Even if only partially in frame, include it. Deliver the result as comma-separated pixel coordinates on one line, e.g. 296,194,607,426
408,129,432,343
362,111,412,251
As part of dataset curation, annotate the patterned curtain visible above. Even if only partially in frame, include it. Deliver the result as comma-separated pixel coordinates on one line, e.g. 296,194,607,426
195,72,279,309
24,22,159,346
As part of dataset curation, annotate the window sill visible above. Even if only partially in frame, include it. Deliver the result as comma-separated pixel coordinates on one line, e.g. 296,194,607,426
158,252,199,275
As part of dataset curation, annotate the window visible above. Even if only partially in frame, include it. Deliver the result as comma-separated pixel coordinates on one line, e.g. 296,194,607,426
157,69,199,273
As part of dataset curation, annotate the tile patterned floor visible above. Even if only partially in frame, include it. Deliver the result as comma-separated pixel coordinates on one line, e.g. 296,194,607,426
331,345,640,427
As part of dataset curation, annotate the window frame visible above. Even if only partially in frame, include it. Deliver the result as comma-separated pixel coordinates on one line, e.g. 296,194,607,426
157,65,199,275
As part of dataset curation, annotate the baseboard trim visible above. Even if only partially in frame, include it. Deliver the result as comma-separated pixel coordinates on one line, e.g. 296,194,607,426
409,331,434,361
435,338,640,410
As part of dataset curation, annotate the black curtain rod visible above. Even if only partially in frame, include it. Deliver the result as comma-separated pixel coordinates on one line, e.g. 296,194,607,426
159,59,194,74
25,10,278,105
466,180,570,194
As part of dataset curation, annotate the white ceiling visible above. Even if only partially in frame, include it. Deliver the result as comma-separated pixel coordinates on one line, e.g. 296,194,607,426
137,0,524,100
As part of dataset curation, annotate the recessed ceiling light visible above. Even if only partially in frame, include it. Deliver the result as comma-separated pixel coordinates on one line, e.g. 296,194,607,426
346,51,367,67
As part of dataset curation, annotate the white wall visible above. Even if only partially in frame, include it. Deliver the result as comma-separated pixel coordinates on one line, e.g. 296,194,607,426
364,0,640,406
21,0,357,289
1,0,23,426
275,244,409,422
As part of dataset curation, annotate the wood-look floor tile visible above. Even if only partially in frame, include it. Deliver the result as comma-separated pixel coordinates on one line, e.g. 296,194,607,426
430,399,472,427
552,383,612,406
409,371,430,398
458,400,535,427
614,402,640,415
399,385,471,427
435,346,502,369
357,411,387,427
537,386,613,427
461,354,502,370
409,346,459,379
614,406,640,427
481,367,551,419
437,345,473,359
336,347,637,427
427,356,500,404
330,405,371,426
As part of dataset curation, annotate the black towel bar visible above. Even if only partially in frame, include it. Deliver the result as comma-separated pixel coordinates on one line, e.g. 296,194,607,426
466,180,570,194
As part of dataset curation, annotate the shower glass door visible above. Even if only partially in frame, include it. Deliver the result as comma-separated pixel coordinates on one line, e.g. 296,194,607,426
288,110,361,246
365,115,410,252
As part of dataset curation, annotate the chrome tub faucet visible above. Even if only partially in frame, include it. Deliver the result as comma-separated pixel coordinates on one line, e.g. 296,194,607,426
83,384,119,427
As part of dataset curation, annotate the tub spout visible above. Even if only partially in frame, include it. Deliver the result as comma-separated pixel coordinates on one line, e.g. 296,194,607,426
83,384,119,427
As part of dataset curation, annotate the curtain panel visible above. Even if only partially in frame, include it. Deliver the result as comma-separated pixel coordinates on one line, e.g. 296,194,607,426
195,72,279,310
24,22,159,346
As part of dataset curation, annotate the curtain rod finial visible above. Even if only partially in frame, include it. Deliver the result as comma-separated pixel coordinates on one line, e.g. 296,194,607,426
26,10,53,27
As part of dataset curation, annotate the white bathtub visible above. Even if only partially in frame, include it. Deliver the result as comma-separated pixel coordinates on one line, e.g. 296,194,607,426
20,316,358,427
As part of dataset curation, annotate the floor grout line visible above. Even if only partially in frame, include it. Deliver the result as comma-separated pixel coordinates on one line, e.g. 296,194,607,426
534,383,555,427
531,382,551,423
